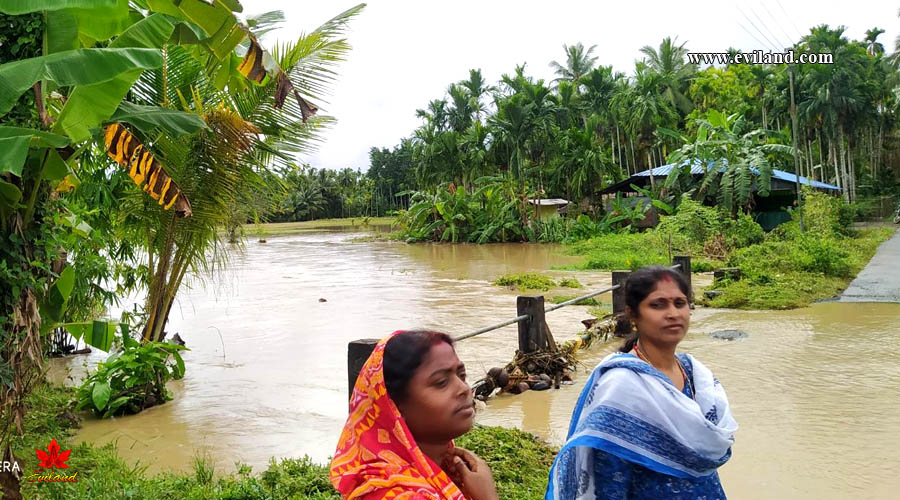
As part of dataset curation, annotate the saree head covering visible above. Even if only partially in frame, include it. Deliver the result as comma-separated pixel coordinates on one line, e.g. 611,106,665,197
546,352,737,499
330,331,466,500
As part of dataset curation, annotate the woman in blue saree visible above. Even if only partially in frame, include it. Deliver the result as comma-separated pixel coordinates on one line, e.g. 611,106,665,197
546,266,737,500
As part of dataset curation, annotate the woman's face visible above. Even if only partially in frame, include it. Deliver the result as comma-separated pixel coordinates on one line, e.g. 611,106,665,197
396,342,474,444
632,277,691,348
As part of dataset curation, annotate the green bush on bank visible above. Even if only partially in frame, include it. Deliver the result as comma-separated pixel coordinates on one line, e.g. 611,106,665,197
567,192,894,309
18,384,556,500
75,340,187,418
568,232,672,270
702,190,895,309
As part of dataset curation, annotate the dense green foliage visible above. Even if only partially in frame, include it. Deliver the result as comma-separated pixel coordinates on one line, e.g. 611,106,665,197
262,25,900,248
75,336,187,418
17,384,556,500
0,4,364,497
567,190,894,309
703,193,895,309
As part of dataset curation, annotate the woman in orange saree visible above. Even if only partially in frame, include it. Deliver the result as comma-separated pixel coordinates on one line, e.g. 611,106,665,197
330,330,498,500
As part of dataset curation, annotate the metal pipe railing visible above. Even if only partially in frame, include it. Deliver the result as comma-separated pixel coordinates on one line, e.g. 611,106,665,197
348,258,692,397
455,262,684,340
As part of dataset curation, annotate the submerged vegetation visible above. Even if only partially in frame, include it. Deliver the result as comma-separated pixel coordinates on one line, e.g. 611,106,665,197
493,273,582,291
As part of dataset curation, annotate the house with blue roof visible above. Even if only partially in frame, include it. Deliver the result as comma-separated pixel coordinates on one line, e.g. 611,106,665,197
598,161,841,230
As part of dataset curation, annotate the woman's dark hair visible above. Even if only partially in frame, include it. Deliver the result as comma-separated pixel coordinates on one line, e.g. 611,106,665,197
384,330,454,403
618,266,691,353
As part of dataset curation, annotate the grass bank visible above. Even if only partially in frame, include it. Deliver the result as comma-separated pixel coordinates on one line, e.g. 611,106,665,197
15,384,556,500
233,217,395,237
563,193,897,309
701,226,895,309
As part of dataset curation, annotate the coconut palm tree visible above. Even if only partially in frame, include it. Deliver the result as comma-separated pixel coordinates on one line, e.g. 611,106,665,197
749,65,772,128
639,36,697,115
460,69,495,121
447,83,474,132
128,6,364,343
865,27,885,57
550,42,598,84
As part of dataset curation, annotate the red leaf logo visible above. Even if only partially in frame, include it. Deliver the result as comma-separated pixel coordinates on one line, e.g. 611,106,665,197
35,438,71,469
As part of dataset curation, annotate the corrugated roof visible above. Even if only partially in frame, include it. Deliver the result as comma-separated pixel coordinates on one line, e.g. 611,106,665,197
631,160,841,191
527,198,570,206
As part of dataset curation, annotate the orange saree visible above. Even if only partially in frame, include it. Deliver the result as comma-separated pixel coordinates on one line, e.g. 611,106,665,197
330,331,467,500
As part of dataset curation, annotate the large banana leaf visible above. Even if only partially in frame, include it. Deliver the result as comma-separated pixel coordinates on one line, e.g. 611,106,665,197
0,126,69,176
0,48,163,118
0,0,114,14
45,9,79,54
0,136,29,177
62,320,116,352
0,178,21,210
110,102,209,137
72,0,132,42
53,15,176,141
147,0,230,39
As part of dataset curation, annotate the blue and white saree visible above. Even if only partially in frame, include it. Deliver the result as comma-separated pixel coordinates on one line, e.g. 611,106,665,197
546,352,737,500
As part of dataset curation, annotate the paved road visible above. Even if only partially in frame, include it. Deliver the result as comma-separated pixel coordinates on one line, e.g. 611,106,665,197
840,227,900,302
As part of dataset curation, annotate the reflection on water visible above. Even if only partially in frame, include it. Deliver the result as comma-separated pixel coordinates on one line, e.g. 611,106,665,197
55,230,900,499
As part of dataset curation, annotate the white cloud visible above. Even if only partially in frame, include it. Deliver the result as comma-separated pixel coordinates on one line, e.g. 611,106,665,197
246,0,899,172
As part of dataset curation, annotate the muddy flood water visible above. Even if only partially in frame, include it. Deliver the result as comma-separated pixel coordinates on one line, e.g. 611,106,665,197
52,228,900,500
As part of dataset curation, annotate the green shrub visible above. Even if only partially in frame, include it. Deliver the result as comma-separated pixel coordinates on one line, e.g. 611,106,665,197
711,227,895,308
656,197,722,246
801,190,857,236
655,197,764,253
726,213,765,247
692,258,725,273
569,233,671,270
557,277,583,288
456,425,557,500
75,340,187,418
536,217,572,243
493,273,558,291
730,232,851,278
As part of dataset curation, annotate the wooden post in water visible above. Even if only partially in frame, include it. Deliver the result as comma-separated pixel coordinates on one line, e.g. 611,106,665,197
347,339,378,400
673,255,692,295
612,271,632,336
517,295,552,353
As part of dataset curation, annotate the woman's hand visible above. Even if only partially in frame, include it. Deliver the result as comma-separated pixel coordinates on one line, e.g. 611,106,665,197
442,447,499,500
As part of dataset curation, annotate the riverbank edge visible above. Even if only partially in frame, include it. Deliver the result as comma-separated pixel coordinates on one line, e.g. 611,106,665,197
15,383,556,500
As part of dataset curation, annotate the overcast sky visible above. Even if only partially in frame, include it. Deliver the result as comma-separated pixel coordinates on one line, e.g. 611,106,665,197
246,0,900,173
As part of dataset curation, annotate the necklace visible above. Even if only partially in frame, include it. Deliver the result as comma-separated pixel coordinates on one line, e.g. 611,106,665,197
633,341,694,399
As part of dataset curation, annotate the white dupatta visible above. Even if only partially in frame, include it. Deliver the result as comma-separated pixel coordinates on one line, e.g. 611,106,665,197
546,352,737,499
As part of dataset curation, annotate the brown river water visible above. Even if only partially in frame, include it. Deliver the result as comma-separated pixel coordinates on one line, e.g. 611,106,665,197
51,228,900,499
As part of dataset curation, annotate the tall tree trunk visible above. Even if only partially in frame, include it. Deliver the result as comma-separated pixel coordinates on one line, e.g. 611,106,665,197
806,139,814,180
839,124,850,202
817,127,824,173
629,137,636,174
877,121,884,180
615,124,623,171
830,137,842,193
